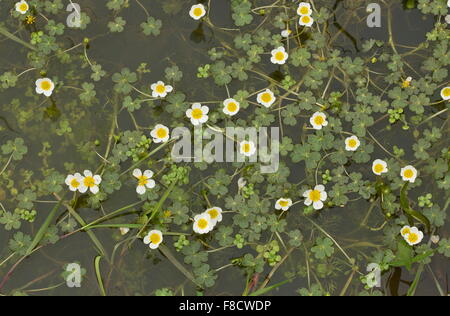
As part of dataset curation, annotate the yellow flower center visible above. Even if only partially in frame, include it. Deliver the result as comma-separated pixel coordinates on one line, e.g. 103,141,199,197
401,227,411,236
84,176,95,188
442,87,450,97
150,233,161,244
208,208,219,220
301,15,311,24
309,190,321,202
407,233,419,244
155,84,166,94
41,80,52,91
227,102,238,112
374,164,385,174
279,200,289,208
348,139,358,148
156,128,168,139
243,143,251,153
198,218,208,230
403,169,414,179
314,115,324,125
20,3,28,11
138,175,148,186
275,51,285,61
261,92,272,103
192,108,204,120
26,15,35,24
193,7,203,17
70,178,80,188
402,80,411,88
299,7,309,15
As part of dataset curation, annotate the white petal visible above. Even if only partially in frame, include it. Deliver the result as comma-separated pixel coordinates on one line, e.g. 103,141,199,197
136,185,146,195
313,201,324,210
133,169,142,178
90,185,99,194
65,175,74,185
199,115,209,124
78,185,88,193
315,185,325,192
93,175,102,185
84,170,93,177
146,179,156,189
143,170,154,178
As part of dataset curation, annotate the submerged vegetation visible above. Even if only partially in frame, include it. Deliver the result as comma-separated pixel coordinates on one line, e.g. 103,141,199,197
0,0,449,296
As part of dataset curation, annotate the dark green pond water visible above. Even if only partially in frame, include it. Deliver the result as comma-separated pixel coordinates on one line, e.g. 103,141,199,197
0,0,449,296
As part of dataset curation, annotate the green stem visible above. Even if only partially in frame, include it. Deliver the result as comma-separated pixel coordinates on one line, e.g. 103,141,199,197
0,26,37,51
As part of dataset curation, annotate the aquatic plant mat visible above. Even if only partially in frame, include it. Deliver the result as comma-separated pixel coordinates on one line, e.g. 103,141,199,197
0,0,449,297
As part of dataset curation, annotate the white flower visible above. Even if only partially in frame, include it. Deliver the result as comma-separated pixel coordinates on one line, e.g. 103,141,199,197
402,76,413,88
150,124,170,143
257,89,276,108
297,2,312,16
365,271,378,289
189,4,206,20
143,230,163,249
275,198,293,211
133,169,156,195
15,0,29,14
119,227,130,236
281,29,292,38
270,46,289,65
35,78,55,97
65,173,83,192
448,0,450,8
205,207,223,225
345,136,361,151
400,165,418,183
431,235,440,244
78,170,101,194
223,98,240,116
446,15,450,24
151,81,173,98
186,103,209,126
372,159,388,176
238,177,247,189
310,112,328,130
193,213,214,234
303,185,327,210
441,87,450,100
240,141,257,157
403,227,424,246
299,14,314,27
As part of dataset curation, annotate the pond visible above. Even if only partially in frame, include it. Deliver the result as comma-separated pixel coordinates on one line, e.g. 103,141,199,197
0,0,449,296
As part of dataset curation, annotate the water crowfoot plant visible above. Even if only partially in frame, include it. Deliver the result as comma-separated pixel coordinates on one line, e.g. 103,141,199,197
0,0,448,297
